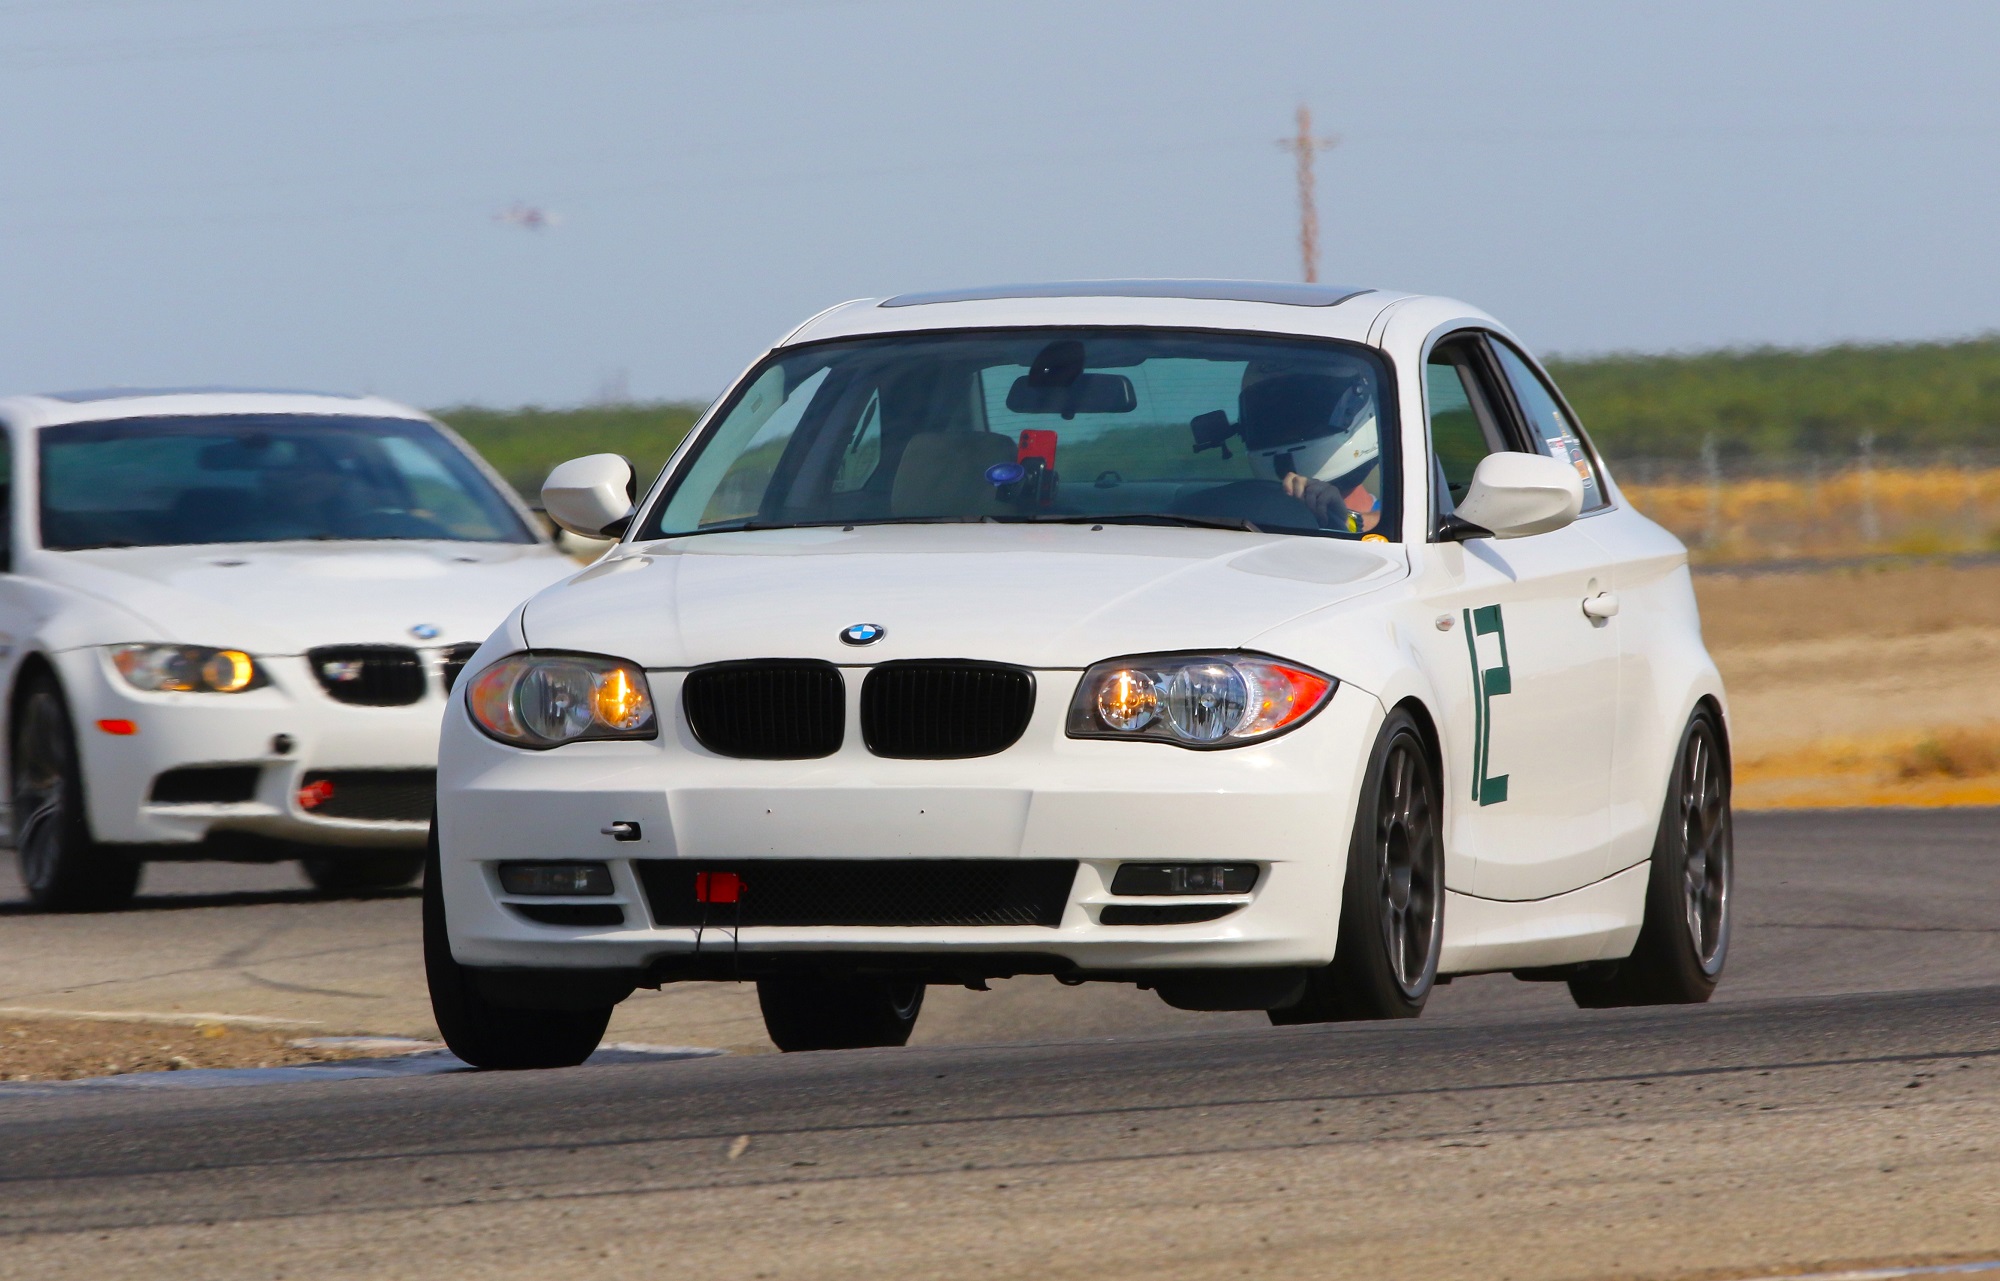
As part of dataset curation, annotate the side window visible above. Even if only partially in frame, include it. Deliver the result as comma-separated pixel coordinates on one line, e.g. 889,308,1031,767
1424,338,1511,520
1490,341,1607,511
0,432,12,571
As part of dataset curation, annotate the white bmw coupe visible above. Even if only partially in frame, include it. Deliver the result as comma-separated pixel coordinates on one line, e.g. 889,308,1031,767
430,281,1732,1067
1,388,576,909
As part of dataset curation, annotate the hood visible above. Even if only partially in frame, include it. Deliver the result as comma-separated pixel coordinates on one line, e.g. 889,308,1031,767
49,541,578,654
520,523,1405,669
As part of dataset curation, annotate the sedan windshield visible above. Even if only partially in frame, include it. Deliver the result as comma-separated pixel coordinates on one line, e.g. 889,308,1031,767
38,414,535,550
640,328,1399,541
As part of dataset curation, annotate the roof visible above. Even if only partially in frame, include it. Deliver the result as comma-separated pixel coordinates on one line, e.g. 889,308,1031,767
782,279,1422,349
0,387,431,430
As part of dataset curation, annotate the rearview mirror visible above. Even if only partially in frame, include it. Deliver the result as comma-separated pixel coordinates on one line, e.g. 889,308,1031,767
1005,372,1137,418
1443,452,1584,540
542,454,636,538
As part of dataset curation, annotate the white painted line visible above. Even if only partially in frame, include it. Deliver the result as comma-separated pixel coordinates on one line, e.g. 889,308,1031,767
0,1043,725,1097
0,1006,323,1029
1747,1263,2000,1281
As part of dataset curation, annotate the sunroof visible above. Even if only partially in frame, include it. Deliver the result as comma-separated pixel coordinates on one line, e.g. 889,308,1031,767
879,280,1374,309
43,386,361,404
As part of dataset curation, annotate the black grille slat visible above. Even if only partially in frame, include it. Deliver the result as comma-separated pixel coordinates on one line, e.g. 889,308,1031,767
683,660,843,759
149,765,260,805
861,661,1034,759
309,646,425,707
299,769,435,821
440,643,480,692
636,859,1076,928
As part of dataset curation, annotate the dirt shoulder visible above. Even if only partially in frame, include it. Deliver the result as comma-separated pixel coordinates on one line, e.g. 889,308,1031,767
0,1013,391,1082
1697,561,2000,807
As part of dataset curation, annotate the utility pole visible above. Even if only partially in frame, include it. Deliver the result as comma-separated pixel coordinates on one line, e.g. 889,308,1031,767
1276,103,1339,283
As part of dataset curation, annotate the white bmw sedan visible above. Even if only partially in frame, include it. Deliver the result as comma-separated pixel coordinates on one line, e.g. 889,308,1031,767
1,388,576,910
430,281,1731,1067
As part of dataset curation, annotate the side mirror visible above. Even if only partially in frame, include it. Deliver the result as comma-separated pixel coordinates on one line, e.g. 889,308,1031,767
1442,452,1584,541
542,454,636,538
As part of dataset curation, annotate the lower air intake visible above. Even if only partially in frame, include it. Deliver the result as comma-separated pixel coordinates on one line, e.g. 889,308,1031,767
860,661,1035,759
297,770,435,822
636,859,1077,928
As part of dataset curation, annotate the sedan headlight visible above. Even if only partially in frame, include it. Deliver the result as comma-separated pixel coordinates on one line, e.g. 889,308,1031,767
1066,652,1334,748
467,652,656,749
111,645,266,694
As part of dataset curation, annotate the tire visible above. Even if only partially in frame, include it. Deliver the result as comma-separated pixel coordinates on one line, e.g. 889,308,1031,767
1270,708,1444,1025
1569,707,1732,1009
302,852,425,893
423,823,611,1069
757,973,925,1052
11,673,140,912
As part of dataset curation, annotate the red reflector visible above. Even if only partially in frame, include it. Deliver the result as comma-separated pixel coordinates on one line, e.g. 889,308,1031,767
695,871,743,904
297,779,335,811
95,719,138,736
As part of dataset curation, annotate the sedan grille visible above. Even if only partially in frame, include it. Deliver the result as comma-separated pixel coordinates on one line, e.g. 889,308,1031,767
297,769,435,821
860,661,1034,759
440,643,481,692
682,660,844,759
636,859,1077,928
309,646,425,706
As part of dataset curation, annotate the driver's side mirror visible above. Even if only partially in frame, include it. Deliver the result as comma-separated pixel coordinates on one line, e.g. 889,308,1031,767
1438,452,1584,541
542,454,636,538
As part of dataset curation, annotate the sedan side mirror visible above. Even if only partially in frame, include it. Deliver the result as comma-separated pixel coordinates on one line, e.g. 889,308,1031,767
542,454,637,538
1439,452,1584,541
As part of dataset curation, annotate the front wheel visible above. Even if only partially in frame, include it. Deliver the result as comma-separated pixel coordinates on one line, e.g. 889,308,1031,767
423,824,611,1069
1570,707,1732,1008
12,675,139,912
1271,708,1444,1024
757,973,925,1052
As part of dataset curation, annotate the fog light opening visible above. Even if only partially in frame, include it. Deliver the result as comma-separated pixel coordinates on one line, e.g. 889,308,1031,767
1109,862,1260,896
498,861,616,896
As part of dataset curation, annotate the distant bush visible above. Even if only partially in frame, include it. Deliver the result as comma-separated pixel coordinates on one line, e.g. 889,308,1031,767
433,402,704,498
1547,337,2000,460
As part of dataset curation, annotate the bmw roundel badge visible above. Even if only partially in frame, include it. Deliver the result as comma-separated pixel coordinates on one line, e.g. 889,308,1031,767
409,623,442,640
839,623,885,646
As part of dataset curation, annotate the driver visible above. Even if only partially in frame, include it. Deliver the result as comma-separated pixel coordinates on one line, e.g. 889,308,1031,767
1238,364,1384,534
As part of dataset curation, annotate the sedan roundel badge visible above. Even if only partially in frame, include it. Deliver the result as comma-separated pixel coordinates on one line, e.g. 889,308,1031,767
839,622,885,646
409,623,442,640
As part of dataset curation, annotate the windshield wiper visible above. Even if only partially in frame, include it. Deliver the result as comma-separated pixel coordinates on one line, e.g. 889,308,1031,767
1019,512,1267,534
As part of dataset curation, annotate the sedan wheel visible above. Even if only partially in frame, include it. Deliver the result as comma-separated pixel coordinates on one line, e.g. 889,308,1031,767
1272,708,1443,1024
12,676,139,912
1570,707,1732,1008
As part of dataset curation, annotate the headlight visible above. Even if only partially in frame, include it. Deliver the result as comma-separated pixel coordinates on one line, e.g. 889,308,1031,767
111,645,265,694
1066,652,1334,748
466,652,656,749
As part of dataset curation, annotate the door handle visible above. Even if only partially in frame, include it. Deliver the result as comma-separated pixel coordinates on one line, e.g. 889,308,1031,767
1581,592,1620,620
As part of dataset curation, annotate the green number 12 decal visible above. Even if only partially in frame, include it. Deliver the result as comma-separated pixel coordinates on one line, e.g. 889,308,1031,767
1462,604,1511,806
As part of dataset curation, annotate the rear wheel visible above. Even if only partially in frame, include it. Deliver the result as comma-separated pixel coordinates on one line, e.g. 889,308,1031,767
757,973,925,1052
423,824,611,1069
301,852,424,893
1271,708,1443,1024
12,675,139,912
1570,708,1732,1008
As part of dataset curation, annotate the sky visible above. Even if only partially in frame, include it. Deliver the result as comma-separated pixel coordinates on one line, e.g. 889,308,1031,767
3,0,1999,408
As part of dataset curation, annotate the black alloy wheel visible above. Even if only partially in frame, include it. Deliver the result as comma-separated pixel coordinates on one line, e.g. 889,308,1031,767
1271,708,1443,1024
757,973,926,1052
1570,707,1732,1008
12,674,140,912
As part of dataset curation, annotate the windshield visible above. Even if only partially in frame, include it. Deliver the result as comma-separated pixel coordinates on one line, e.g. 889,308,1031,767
38,414,535,551
639,328,1399,541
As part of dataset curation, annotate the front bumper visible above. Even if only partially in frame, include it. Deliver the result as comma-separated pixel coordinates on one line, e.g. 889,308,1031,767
437,670,1384,976
55,647,446,851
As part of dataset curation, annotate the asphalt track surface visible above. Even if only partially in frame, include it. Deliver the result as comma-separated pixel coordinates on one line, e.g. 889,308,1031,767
2,809,1998,1280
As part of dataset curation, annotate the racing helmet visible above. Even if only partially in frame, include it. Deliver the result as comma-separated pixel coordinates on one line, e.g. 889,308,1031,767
1236,366,1379,487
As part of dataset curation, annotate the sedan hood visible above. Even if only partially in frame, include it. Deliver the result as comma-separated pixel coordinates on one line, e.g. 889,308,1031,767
49,541,578,654
521,524,1405,669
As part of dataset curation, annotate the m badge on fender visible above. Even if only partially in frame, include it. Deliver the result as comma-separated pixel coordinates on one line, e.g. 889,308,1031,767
1462,604,1512,806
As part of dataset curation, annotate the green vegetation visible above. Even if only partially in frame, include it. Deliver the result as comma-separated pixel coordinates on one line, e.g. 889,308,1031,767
433,402,703,496
1546,336,2000,460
